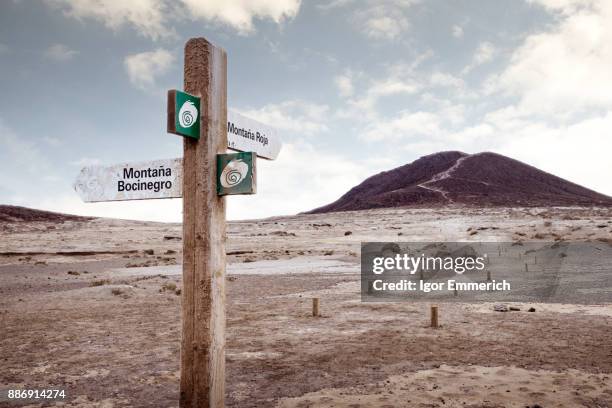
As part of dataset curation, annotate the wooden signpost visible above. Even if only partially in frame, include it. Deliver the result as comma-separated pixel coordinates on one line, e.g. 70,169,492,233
75,36,282,407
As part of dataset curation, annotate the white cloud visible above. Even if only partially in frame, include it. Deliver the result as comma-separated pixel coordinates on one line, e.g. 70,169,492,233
490,0,612,116
473,42,496,65
446,123,494,144
316,0,355,11
336,55,466,121
363,15,409,40
180,0,301,35
527,0,597,15
489,113,612,196
46,0,172,40
71,157,102,167
236,100,329,135
46,0,301,39
0,119,57,198
44,43,78,61
462,41,496,74
124,48,174,90
369,78,420,98
42,136,62,146
336,76,420,121
452,24,464,38
335,56,427,119
429,72,465,88
346,0,419,41
334,73,354,97
362,111,443,141
361,102,465,142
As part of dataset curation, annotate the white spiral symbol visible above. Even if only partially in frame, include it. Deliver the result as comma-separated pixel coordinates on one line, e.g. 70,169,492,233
225,170,242,185
220,159,249,188
179,100,198,128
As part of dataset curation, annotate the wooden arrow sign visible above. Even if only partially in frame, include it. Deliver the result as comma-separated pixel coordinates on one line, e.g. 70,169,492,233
227,110,281,160
74,158,182,202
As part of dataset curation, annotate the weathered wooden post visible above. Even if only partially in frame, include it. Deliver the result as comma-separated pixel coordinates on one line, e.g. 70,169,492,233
181,38,227,408
430,305,439,328
312,298,320,317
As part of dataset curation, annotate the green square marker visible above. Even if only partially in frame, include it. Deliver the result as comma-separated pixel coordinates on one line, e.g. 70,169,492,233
217,152,256,196
167,90,200,140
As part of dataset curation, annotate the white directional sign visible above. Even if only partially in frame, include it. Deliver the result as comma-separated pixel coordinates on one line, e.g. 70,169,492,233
227,110,282,160
74,158,182,202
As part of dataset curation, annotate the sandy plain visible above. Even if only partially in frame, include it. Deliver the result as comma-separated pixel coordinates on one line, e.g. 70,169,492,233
1,206,611,407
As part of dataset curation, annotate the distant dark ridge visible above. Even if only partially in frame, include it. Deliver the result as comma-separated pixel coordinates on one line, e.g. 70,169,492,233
307,151,612,213
0,205,94,223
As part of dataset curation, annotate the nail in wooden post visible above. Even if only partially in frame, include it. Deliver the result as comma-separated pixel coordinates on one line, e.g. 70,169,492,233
486,270,491,281
525,263,528,272
180,37,227,408
430,305,438,328
313,298,320,317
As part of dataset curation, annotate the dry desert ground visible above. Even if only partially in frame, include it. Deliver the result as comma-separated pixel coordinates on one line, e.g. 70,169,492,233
1,207,612,407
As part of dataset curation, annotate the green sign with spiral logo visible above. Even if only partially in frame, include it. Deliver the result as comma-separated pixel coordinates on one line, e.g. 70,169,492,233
167,90,200,140
217,152,256,196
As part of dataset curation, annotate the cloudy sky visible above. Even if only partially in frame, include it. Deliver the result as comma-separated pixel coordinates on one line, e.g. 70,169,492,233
1,0,611,221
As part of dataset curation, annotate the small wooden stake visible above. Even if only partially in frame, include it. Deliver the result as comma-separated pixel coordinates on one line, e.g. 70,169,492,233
525,263,528,272
430,305,438,328
312,298,320,317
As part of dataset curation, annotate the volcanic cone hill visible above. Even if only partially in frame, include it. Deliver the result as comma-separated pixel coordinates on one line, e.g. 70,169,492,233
308,151,612,213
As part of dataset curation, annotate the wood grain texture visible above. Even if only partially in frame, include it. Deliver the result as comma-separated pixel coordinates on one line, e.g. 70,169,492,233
167,90,177,134
181,37,227,408
312,298,319,317
430,305,439,328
